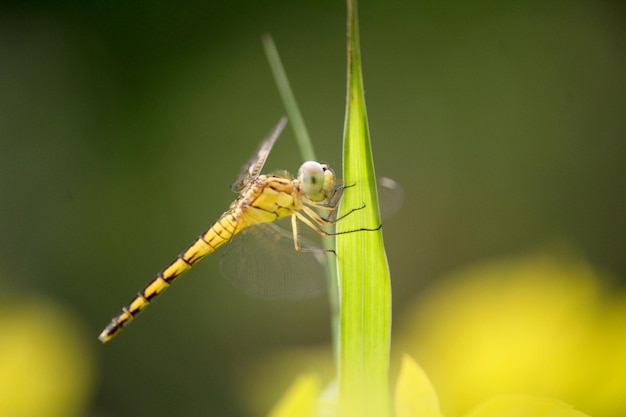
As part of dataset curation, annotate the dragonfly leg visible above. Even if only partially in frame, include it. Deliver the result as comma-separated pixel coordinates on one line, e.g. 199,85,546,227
301,203,369,226
324,185,345,207
303,188,368,225
291,214,335,254
294,209,382,237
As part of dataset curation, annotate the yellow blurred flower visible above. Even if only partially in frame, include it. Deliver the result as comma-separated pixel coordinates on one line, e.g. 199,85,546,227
398,254,625,417
238,345,335,417
268,353,590,417
247,254,618,417
0,295,96,417
267,374,320,417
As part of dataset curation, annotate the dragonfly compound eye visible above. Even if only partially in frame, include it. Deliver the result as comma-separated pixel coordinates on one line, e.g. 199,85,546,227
298,161,326,200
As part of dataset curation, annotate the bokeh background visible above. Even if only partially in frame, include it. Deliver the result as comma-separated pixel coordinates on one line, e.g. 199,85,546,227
1,1,625,417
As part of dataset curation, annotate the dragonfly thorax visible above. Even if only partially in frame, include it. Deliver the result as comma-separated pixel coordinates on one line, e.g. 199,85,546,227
297,161,335,202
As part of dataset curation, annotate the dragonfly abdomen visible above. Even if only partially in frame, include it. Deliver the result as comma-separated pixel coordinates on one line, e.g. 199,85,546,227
98,211,244,343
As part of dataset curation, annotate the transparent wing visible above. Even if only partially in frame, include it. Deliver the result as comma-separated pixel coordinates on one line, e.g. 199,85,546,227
231,117,288,192
377,176,404,219
220,218,328,299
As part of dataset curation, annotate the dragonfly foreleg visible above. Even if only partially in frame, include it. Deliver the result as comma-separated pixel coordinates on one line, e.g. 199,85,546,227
303,187,370,226
301,203,368,226
294,209,382,238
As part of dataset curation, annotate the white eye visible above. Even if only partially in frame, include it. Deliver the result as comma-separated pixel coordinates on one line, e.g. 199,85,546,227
298,161,325,197
298,161,335,202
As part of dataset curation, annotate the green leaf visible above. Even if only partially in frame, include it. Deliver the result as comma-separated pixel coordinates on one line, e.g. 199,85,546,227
262,34,316,162
336,1,392,416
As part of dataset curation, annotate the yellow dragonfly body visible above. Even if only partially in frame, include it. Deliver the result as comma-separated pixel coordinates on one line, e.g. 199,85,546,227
99,118,343,343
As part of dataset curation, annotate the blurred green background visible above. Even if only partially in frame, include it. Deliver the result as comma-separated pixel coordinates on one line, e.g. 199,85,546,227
1,1,625,416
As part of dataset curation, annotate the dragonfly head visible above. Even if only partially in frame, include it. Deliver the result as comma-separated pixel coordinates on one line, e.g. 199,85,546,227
298,161,335,202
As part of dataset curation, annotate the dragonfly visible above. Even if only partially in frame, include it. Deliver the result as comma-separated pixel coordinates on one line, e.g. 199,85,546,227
99,117,370,343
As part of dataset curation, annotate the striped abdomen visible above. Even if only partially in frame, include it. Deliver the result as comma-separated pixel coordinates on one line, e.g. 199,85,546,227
98,210,242,343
